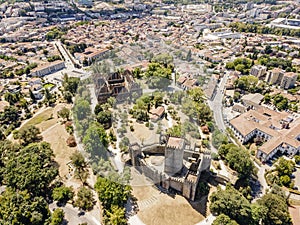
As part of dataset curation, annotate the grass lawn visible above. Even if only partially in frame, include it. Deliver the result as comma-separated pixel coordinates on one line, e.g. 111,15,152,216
20,108,53,132
43,83,55,89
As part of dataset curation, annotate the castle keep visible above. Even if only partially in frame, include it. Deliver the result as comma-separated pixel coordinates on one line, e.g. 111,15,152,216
129,136,211,201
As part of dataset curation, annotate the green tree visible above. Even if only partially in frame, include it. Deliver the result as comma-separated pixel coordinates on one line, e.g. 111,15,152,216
73,98,91,121
265,45,272,54
57,107,70,121
2,142,58,197
274,157,295,178
74,187,95,211
94,176,131,212
94,103,103,115
0,106,19,125
233,91,241,102
212,214,239,225
96,110,112,128
52,186,74,205
186,49,192,62
144,62,172,89
218,143,255,178
218,143,237,158
29,89,37,103
4,92,19,105
105,205,127,225
82,122,108,159
226,62,235,70
206,121,216,133
167,124,184,137
15,125,41,146
235,75,259,92
0,188,50,225
196,103,212,125
63,91,73,103
50,208,65,225
212,129,228,149
271,157,295,187
210,186,252,225
226,145,255,178
44,88,55,105
107,97,116,108
264,94,271,104
294,155,300,164
63,75,80,95
151,53,173,65
70,151,88,184
187,87,205,103
132,67,142,78
257,193,292,225
235,64,245,73
119,137,130,152
0,130,5,141
273,94,288,111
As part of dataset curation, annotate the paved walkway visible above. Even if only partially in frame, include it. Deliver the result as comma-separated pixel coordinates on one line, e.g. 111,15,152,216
128,215,146,225
195,214,216,225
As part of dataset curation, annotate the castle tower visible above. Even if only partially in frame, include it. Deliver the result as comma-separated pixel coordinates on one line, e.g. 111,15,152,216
129,143,142,167
164,137,185,175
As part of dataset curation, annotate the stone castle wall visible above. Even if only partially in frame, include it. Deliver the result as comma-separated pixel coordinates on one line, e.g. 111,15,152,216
129,142,212,201
138,158,162,185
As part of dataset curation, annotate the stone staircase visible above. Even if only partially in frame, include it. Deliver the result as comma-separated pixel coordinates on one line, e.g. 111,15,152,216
137,195,159,211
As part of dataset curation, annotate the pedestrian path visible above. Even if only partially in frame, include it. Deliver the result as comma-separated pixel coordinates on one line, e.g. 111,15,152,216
195,214,216,225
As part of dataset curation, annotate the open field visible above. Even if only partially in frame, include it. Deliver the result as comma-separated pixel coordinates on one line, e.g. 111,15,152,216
131,168,205,225
42,122,77,179
131,122,156,142
137,194,205,225
20,103,76,179
20,108,54,132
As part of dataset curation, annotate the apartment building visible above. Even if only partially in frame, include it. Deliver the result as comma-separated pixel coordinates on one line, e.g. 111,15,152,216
250,65,267,78
265,68,284,85
280,72,297,89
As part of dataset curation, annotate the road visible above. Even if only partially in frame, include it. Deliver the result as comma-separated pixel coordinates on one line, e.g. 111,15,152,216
49,202,101,225
88,83,98,113
208,74,228,132
54,41,76,70
54,40,91,80
207,73,269,200
253,162,269,198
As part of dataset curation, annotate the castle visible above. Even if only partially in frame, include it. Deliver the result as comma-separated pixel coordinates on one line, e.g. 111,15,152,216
129,136,211,201
94,69,142,104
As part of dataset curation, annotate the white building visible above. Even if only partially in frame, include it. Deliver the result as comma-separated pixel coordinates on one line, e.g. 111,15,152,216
229,107,300,162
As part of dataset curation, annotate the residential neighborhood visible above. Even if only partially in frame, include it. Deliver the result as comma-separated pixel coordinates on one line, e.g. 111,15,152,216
0,0,300,225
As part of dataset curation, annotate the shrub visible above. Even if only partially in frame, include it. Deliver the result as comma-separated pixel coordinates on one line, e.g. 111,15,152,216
130,125,134,132
295,155,300,164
